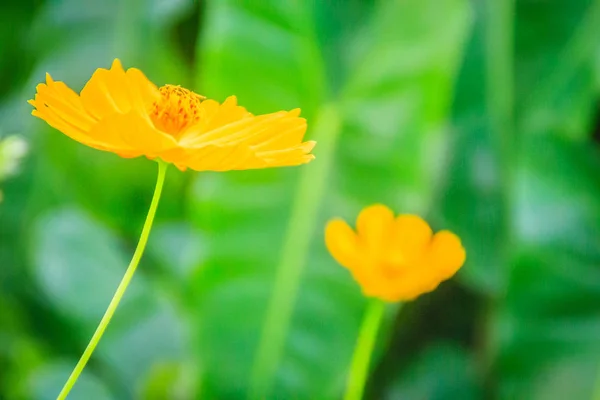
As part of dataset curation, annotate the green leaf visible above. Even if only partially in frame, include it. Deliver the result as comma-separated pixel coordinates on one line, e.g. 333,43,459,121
139,362,185,400
383,342,481,400
438,1,506,293
195,1,326,118
338,0,472,212
32,208,187,396
515,0,600,140
147,222,206,282
2,0,192,397
440,0,600,293
191,0,471,397
26,362,114,400
0,295,48,400
436,0,600,396
494,136,600,399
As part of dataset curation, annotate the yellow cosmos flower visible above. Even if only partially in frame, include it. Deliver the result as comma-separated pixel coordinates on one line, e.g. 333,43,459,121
325,204,466,302
29,59,315,171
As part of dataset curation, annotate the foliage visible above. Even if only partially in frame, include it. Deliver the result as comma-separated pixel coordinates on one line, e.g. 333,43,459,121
1,0,599,399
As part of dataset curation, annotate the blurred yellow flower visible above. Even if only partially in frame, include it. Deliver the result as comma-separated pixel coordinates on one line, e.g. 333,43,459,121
29,59,315,171
325,204,466,302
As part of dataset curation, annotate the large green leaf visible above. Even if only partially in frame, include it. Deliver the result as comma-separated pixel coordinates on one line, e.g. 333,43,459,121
190,0,471,398
494,136,600,400
514,0,600,140
337,0,472,212
0,1,199,395
195,1,325,118
0,0,40,98
440,0,600,292
32,208,187,397
382,342,481,400
0,294,50,400
26,362,114,400
439,1,600,396
438,0,508,293
0,1,198,390
191,2,327,398
147,222,206,285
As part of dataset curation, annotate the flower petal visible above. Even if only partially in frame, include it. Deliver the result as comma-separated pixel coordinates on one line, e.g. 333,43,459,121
174,143,265,171
29,74,108,148
30,107,101,149
425,231,466,279
356,204,395,253
257,141,316,167
387,214,433,265
325,219,361,271
182,109,309,150
181,112,281,147
247,109,307,151
382,231,465,301
385,280,439,302
174,108,313,171
88,111,178,156
80,59,160,120
178,96,252,143
125,67,161,112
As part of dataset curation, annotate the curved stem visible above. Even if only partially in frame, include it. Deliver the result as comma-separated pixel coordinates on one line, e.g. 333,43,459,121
343,299,387,400
57,160,168,400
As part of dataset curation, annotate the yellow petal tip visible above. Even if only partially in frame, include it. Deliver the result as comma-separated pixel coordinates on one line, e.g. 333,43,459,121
111,58,124,70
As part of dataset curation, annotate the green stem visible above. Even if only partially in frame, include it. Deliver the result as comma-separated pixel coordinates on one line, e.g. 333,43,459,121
485,0,514,158
482,0,514,368
248,105,342,399
343,299,387,400
57,160,168,400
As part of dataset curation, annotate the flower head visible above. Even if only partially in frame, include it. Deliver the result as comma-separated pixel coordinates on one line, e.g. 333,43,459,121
325,204,466,302
29,59,315,171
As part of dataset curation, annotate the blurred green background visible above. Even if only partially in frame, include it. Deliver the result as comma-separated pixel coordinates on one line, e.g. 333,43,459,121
1,0,600,399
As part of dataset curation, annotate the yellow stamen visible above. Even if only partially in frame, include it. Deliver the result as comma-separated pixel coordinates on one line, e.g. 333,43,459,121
150,84,206,137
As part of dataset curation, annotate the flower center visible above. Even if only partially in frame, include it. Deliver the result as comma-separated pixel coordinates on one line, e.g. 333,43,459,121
150,84,206,138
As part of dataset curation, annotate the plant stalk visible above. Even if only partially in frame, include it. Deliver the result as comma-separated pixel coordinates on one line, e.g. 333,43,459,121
57,160,168,399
